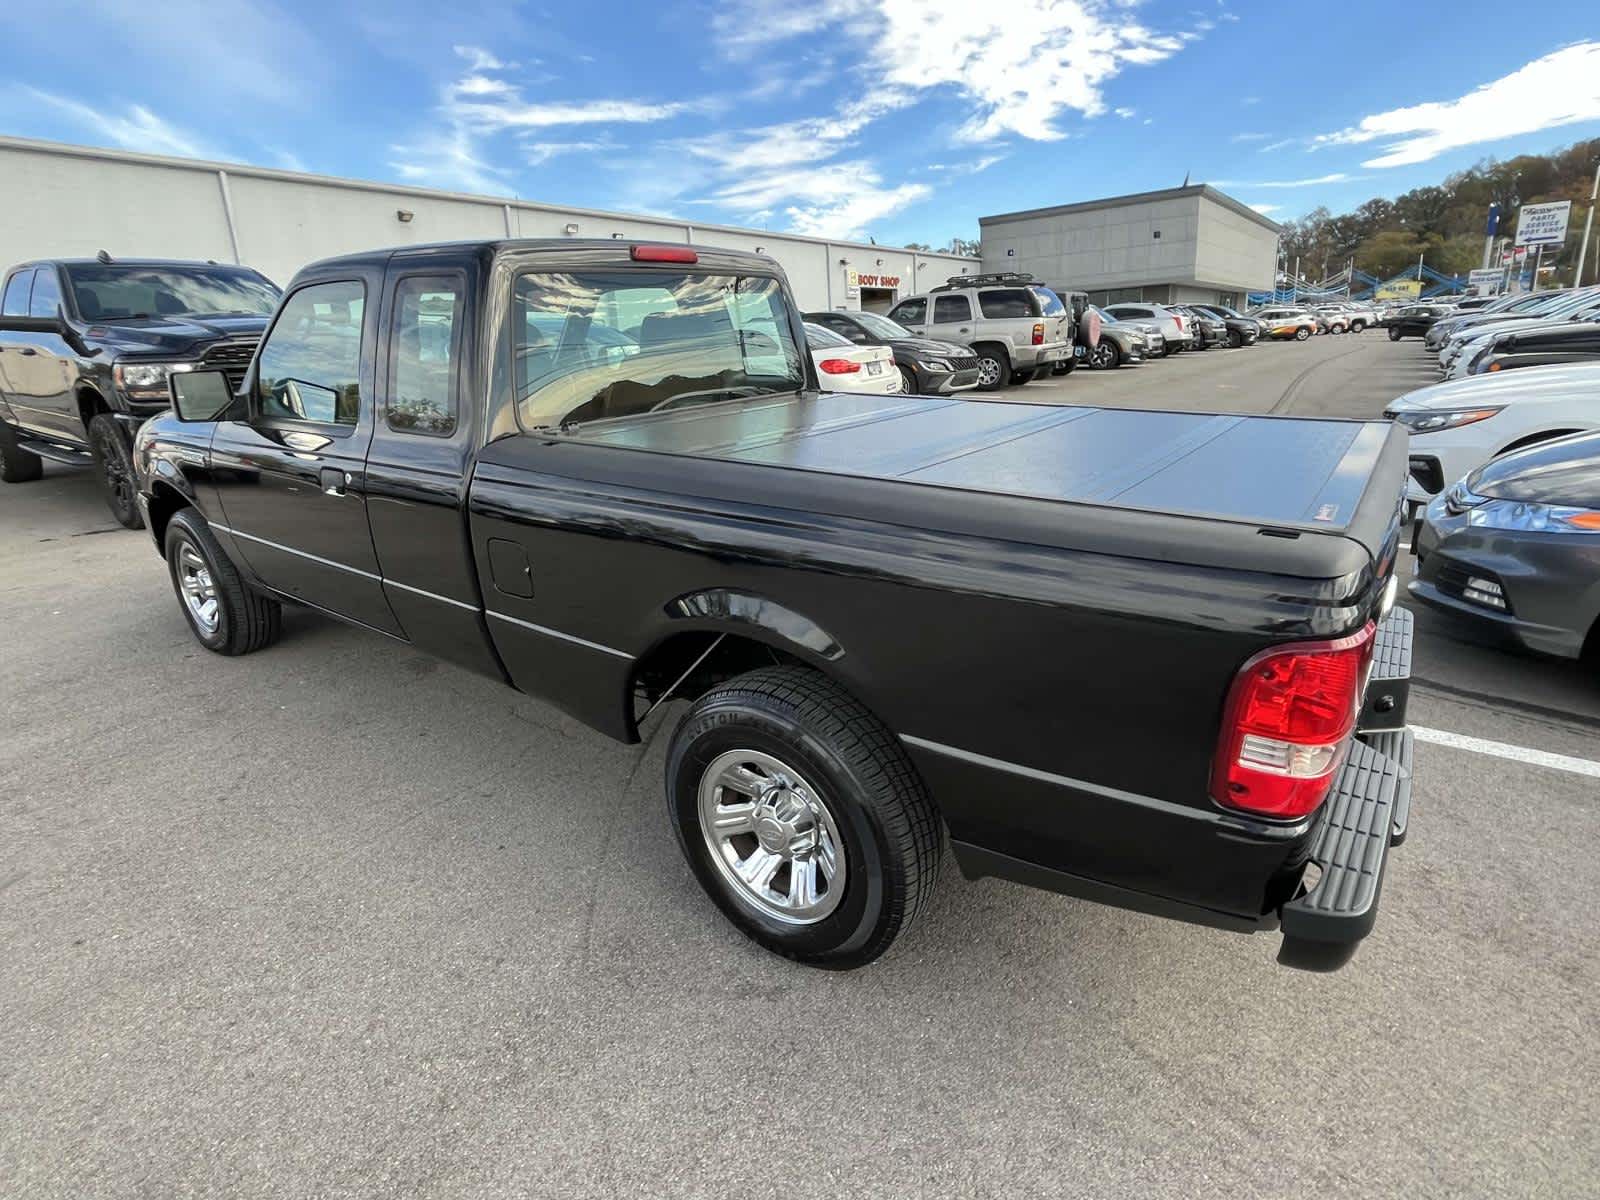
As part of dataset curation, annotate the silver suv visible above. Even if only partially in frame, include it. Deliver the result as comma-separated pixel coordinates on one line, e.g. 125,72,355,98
888,273,1071,390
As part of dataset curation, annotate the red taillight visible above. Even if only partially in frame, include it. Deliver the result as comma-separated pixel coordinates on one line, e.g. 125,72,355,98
1174,314,1185,331
630,244,698,263
1031,323,1044,345
1211,623,1375,819
818,358,861,374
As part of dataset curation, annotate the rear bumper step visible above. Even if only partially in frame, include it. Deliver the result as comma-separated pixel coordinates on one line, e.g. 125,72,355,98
1279,607,1415,971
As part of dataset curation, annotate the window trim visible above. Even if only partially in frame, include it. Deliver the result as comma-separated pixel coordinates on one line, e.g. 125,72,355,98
251,277,368,438
28,264,63,319
383,270,466,439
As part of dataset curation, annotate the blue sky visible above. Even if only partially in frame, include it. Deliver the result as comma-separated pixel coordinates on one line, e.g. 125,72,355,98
4,1,1599,245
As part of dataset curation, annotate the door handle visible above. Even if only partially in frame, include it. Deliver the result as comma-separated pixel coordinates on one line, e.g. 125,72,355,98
18,347,37,356
320,467,350,497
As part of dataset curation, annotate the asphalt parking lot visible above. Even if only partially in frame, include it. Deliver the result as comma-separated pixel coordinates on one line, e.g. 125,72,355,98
4,333,1598,1199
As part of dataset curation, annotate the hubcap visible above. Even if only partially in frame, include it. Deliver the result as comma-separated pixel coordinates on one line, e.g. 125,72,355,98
177,543,220,634
976,356,1002,386
698,749,845,925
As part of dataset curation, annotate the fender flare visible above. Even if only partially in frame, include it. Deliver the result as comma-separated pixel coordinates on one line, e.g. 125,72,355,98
663,589,844,662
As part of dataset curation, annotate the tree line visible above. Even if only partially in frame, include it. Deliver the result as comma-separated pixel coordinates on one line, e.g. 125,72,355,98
1278,137,1600,285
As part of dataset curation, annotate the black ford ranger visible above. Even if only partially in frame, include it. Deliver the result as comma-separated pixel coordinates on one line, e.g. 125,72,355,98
134,239,1415,970
0,255,279,526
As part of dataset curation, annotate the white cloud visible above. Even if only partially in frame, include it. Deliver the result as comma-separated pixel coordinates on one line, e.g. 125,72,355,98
714,0,1189,141
1314,42,1600,168
1210,173,1353,188
1231,131,1271,142
391,47,699,192
23,89,216,159
1113,107,1137,119
1259,138,1296,153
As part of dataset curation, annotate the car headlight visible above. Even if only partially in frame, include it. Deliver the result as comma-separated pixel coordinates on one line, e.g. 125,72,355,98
1467,499,1600,533
1390,407,1503,434
917,358,952,373
113,361,193,402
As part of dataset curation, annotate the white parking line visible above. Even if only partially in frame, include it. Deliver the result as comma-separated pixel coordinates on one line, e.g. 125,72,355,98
1412,726,1600,779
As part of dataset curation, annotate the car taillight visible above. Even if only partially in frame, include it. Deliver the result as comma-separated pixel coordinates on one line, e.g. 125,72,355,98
1211,622,1376,819
818,358,861,374
1031,323,1044,345
1174,314,1185,331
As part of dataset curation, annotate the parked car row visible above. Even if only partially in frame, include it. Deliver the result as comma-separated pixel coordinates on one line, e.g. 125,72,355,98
2,236,1418,972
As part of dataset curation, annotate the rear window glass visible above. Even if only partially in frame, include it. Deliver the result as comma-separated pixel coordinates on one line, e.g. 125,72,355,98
803,322,852,349
511,270,805,429
978,289,1035,319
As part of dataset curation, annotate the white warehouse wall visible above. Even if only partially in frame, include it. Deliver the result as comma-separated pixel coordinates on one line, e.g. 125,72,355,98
0,136,976,313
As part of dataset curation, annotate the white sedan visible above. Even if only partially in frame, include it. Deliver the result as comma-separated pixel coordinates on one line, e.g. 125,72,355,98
1383,361,1600,503
802,322,900,395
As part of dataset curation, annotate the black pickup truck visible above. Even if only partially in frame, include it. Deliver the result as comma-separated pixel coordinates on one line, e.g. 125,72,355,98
134,239,1415,970
0,255,279,526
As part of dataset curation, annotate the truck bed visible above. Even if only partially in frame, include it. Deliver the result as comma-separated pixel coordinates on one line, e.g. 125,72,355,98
568,392,1398,540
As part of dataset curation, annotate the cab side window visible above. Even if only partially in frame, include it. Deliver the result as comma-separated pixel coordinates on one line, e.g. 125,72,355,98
257,280,365,427
388,276,461,436
889,298,925,325
2,270,33,316
933,295,972,324
29,267,62,318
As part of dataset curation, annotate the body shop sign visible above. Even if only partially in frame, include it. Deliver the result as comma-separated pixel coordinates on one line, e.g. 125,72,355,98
855,273,901,289
1515,201,1571,247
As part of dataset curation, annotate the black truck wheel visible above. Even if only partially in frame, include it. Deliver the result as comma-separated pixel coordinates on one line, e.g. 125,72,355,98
1009,367,1037,386
0,420,44,483
1388,327,1402,341
972,346,1009,391
87,413,143,528
164,508,282,655
666,666,941,968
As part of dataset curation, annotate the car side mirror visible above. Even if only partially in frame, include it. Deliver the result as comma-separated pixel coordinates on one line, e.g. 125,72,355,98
169,369,234,422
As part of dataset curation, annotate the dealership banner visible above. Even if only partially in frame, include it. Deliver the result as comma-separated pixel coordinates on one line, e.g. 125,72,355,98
1515,201,1572,247
1375,279,1423,300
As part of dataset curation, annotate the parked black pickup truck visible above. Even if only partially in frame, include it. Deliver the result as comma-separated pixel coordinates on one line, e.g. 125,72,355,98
0,255,279,526
135,239,1415,970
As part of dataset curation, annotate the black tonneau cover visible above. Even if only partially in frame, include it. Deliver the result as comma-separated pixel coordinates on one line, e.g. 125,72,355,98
569,393,1400,541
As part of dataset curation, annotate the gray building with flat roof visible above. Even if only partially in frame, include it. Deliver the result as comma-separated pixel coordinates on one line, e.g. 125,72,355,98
979,185,1281,309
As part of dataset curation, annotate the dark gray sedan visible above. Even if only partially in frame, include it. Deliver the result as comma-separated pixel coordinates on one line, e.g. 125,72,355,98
1411,430,1600,659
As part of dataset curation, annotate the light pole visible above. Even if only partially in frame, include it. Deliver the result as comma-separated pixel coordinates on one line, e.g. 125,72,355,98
1575,157,1600,288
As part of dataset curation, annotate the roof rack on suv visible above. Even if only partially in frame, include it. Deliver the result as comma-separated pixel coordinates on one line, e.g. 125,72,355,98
932,271,1038,291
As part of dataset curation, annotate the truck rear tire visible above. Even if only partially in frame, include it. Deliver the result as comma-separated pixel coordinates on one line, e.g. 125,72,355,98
164,508,282,655
1009,367,1037,385
88,413,143,529
0,420,44,483
665,666,941,968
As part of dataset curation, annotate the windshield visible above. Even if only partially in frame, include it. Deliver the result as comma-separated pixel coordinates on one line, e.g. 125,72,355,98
63,264,279,320
851,310,914,340
513,270,806,429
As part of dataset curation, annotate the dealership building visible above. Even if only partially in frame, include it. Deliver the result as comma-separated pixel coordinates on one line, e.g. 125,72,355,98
979,185,1281,308
0,136,977,315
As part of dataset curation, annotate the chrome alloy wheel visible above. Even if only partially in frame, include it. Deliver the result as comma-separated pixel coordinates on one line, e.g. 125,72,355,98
975,355,1003,388
697,749,845,925
177,544,220,634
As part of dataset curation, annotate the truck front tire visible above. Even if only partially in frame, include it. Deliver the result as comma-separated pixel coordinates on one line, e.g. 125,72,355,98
88,413,143,528
164,508,282,655
666,666,941,968
973,346,1009,391
0,420,44,483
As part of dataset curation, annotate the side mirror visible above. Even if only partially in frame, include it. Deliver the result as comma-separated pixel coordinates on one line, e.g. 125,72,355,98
169,369,234,422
